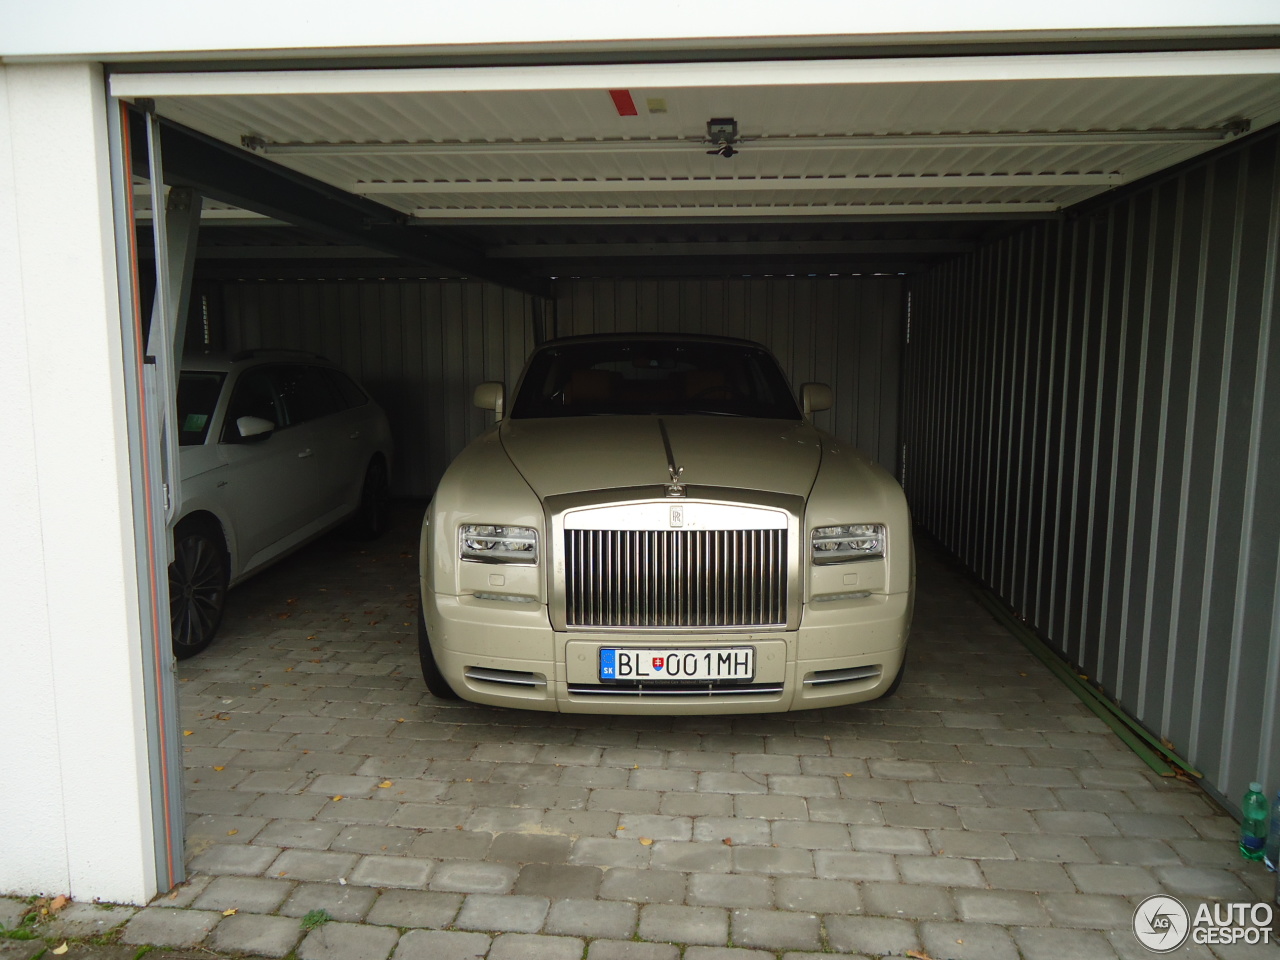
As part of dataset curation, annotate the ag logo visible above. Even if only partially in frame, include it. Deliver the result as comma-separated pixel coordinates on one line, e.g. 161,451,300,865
1133,895,1190,953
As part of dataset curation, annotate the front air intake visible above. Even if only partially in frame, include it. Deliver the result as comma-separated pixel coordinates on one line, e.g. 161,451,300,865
564,528,787,628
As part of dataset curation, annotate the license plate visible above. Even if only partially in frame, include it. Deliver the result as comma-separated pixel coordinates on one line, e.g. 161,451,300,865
599,647,755,682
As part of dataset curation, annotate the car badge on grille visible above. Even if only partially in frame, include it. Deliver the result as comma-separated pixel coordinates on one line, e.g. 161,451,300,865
670,505,684,528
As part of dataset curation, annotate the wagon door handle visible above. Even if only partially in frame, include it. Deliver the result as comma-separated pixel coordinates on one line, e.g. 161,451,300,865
297,448,314,459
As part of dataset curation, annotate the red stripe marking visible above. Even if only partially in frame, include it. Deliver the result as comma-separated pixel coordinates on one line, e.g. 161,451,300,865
609,89,638,116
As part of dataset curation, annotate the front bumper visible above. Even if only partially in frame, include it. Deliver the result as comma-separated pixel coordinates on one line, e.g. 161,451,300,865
423,587,911,714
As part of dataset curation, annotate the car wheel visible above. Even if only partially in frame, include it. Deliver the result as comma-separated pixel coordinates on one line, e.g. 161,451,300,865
418,601,460,700
348,459,391,540
169,518,229,659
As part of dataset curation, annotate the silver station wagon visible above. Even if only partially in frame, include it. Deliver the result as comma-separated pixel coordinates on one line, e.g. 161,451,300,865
418,334,913,714
172,351,393,658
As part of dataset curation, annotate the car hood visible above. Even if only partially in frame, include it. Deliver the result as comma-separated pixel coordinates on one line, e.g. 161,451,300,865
498,416,823,498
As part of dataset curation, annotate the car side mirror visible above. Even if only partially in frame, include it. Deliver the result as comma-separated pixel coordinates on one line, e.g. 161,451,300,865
801,383,833,417
236,415,276,441
474,381,505,421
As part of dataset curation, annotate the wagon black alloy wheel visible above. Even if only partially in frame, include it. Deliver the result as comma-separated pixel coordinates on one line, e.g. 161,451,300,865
169,524,228,659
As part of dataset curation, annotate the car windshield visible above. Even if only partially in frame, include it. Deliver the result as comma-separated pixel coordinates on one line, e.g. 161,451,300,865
510,340,803,420
177,371,226,446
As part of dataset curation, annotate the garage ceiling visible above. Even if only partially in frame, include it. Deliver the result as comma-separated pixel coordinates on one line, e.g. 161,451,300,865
117,49,1280,283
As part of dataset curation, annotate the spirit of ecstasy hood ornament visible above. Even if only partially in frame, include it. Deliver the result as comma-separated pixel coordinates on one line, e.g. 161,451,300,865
657,419,686,498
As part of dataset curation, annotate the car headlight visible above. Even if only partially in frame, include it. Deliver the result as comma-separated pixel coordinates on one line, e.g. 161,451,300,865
459,524,539,564
811,523,885,564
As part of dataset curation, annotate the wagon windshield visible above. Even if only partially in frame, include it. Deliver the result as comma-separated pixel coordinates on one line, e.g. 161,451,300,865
509,340,803,420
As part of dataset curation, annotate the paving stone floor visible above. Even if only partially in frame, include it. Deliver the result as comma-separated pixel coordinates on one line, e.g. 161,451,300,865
4,502,1275,959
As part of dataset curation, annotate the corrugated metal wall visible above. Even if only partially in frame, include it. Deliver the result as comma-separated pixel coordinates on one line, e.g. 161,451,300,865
212,275,903,497
904,130,1280,808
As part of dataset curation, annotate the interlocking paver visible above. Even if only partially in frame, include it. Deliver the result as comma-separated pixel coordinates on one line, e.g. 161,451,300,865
637,904,728,945
391,929,490,960
487,932,584,960
732,846,814,876
365,889,462,928
120,908,221,947
774,876,861,913
953,888,1051,926
350,854,434,888
860,882,955,920
192,876,294,914
429,860,518,894
730,908,821,951
454,893,550,933
544,898,638,938
598,867,686,904
587,940,680,960
268,849,358,883
513,863,603,899
489,832,572,863
279,882,379,922
188,842,282,876
921,919,1020,960
686,872,774,909
297,920,400,960
209,912,303,958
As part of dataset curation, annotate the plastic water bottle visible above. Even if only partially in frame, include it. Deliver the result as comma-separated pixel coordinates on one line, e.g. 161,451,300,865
1241,782,1268,861
1265,788,1280,872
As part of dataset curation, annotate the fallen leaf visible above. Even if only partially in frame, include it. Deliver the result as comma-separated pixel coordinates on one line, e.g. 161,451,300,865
617,826,626,831
397,718,405,723
52,943,69,955
183,730,194,737
213,766,225,772
844,772,853,777
906,951,936,960
287,598,298,605
332,795,344,801
639,837,654,846
285,667,295,672
722,837,733,846
222,908,237,916
378,781,394,789
464,778,473,782
307,636,317,641
227,829,239,836
49,895,69,913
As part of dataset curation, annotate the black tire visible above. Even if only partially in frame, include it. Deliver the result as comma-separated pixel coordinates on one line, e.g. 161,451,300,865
881,655,907,699
418,600,460,700
169,518,229,659
347,459,391,540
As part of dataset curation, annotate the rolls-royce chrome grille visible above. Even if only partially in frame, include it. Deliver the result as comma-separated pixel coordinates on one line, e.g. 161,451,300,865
564,528,787,628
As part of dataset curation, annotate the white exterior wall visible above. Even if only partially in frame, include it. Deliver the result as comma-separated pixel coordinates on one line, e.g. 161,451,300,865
2,2,1279,59
0,63,157,903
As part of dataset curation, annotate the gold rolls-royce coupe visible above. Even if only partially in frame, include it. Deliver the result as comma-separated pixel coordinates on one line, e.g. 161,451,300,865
418,334,913,714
